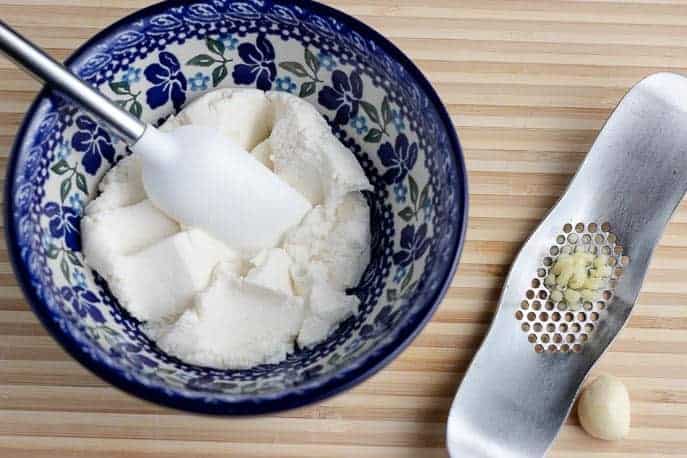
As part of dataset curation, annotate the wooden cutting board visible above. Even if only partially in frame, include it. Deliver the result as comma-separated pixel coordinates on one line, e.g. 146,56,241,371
1,1,686,456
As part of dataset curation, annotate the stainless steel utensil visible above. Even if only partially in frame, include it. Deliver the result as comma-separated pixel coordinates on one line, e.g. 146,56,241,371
446,72,687,457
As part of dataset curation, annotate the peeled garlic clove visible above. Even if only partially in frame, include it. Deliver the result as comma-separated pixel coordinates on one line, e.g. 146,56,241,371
564,289,581,306
578,374,631,441
544,273,557,287
551,290,564,303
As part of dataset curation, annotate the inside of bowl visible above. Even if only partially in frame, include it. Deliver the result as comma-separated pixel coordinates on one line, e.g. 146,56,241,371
9,0,465,407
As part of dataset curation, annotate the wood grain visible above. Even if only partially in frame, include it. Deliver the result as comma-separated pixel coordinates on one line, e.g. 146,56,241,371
1,0,686,456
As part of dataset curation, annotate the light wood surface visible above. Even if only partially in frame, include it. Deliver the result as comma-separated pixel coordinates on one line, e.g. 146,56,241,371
1,1,687,456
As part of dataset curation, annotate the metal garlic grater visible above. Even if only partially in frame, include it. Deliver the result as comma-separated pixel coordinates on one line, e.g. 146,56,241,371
446,72,687,457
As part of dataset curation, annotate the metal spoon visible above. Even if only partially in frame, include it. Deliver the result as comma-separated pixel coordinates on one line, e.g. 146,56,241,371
0,20,311,254
447,72,687,457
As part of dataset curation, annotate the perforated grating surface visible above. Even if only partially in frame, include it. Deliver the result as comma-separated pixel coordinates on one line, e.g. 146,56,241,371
515,222,629,353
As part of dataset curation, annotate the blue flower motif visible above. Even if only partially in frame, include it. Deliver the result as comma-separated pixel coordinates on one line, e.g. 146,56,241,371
60,285,104,323
393,183,407,203
68,193,84,214
393,223,430,267
391,109,405,132
275,76,297,93
189,72,210,92
108,342,157,370
393,265,408,283
378,133,418,185
44,202,80,251
72,269,87,288
318,69,363,125
144,51,187,110
122,67,141,84
350,115,368,134
232,34,277,91
55,140,70,160
317,52,336,70
221,34,239,50
71,115,115,175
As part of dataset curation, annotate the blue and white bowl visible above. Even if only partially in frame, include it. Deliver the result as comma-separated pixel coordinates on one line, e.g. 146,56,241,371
5,0,468,414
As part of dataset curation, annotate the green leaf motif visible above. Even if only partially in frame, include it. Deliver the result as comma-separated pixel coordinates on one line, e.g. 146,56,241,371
408,175,419,204
360,100,380,124
67,251,83,267
109,81,130,95
187,54,216,66
401,264,414,291
364,128,382,143
75,172,88,194
419,183,430,209
403,281,418,298
206,37,225,56
381,97,392,126
60,178,72,203
212,65,228,87
387,289,398,302
51,160,71,175
304,47,320,75
45,243,59,259
398,206,415,221
129,100,142,118
278,61,309,78
60,257,70,282
299,81,316,98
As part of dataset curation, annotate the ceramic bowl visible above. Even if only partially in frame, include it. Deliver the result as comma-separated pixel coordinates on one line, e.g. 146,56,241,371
5,0,467,414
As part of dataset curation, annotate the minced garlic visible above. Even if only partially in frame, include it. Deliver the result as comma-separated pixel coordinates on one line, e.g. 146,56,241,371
545,249,611,309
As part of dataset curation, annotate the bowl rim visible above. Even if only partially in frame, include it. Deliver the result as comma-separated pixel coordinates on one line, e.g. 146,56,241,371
4,0,469,415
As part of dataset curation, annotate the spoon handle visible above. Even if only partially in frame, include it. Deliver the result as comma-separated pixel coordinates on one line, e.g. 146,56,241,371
0,19,145,143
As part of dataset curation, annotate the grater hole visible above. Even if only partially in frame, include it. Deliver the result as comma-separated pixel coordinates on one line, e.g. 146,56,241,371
546,323,556,333
603,290,612,301
545,301,555,311
541,334,550,343
557,302,567,311
565,312,574,322
556,235,566,245
601,246,611,255
553,333,563,343
521,300,530,310
532,300,542,311
590,312,599,321
559,323,568,333
594,233,605,244
584,323,594,333
609,256,617,266
577,312,586,321
621,255,630,266
568,233,578,243
614,266,624,279
539,312,549,321
550,246,560,256
588,223,598,233
614,245,623,256
515,310,523,320
552,312,561,322
583,301,593,311
601,222,611,232
538,290,548,300
575,223,585,233
535,344,544,353
526,290,535,300
607,233,617,244
537,268,547,278
527,312,536,321
533,322,543,332
528,334,537,343
579,333,588,342
543,257,553,267
563,223,573,233
521,322,530,332
573,344,582,352
532,278,541,288
548,344,558,352
597,301,606,310
582,234,591,244
566,334,575,343
571,323,581,333
561,344,570,353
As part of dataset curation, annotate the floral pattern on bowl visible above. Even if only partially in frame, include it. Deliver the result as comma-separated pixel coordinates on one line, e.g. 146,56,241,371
6,0,467,414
